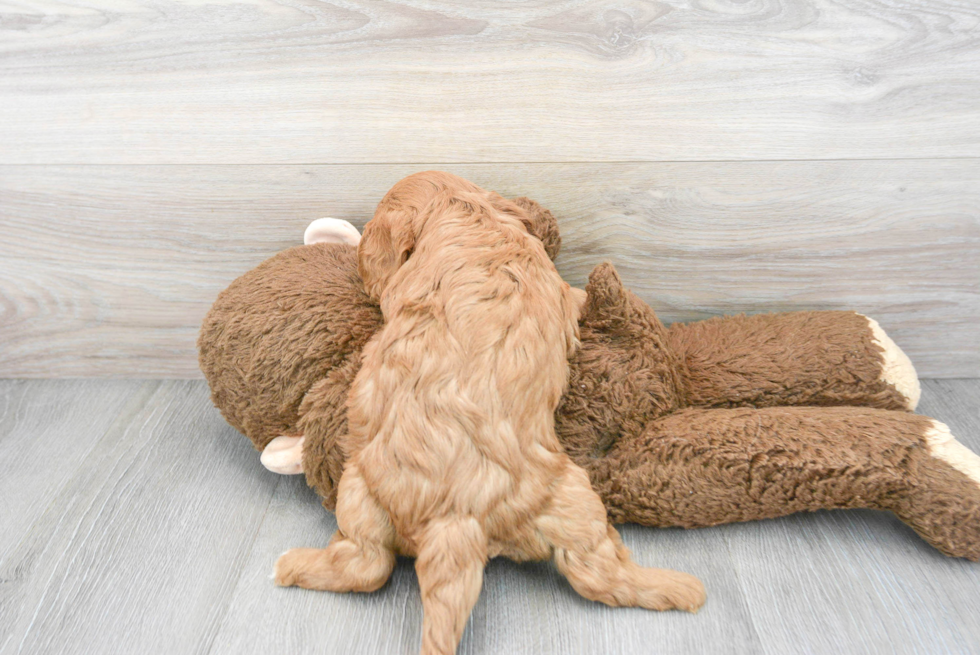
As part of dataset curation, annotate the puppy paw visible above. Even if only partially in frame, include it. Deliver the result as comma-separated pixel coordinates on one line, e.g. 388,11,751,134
273,550,294,587
860,315,921,410
274,548,315,587
636,568,707,614
304,218,361,246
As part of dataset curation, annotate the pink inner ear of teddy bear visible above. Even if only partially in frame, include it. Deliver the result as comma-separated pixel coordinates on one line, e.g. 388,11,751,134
304,218,362,247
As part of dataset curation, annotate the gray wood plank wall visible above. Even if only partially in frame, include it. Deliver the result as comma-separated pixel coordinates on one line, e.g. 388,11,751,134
1,0,978,377
3,0,980,163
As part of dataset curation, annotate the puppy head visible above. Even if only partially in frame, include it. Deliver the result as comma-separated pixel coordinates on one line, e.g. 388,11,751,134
359,171,562,298
359,171,475,300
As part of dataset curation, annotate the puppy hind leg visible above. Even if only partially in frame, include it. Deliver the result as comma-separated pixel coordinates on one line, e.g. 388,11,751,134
415,518,488,655
275,463,396,592
537,462,706,613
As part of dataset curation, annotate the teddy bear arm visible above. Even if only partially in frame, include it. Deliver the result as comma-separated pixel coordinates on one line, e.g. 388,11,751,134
294,355,366,511
582,405,980,560
666,310,919,411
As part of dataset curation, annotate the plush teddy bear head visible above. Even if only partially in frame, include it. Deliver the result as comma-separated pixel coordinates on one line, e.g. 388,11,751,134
198,244,379,452
198,195,563,456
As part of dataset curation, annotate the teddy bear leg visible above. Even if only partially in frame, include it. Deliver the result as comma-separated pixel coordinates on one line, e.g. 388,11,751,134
260,435,305,475
666,311,918,411
887,420,980,560
859,314,921,410
585,406,980,559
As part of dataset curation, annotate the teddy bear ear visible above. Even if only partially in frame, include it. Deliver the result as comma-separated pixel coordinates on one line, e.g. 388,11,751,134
582,262,633,328
304,218,361,246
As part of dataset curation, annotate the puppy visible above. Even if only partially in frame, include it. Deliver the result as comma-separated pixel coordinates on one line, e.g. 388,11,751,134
275,172,706,655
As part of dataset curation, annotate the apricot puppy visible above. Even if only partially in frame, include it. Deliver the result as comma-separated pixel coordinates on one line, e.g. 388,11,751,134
275,172,705,654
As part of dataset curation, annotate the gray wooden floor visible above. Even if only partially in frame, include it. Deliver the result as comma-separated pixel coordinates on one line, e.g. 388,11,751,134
0,379,977,654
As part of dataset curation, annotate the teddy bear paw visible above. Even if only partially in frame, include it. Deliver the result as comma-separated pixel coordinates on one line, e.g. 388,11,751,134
304,218,361,246
260,435,306,475
860,315,921,410
924,420,980,489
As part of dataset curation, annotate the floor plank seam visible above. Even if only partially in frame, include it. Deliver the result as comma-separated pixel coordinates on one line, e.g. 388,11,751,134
0,381,160,573
723,530,767,654
1,382,163,653
201,475,283,655
14,493,92,655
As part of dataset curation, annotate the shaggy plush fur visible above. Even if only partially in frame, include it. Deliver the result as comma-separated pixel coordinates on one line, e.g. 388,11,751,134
272,173,704,654
198,175,980,564
199,244,381,451
668,310,910,410
558,264,979,560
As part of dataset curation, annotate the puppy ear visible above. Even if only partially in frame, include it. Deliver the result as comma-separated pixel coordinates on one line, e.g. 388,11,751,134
358,213,415,300
486,193,528,227
504,196,562,261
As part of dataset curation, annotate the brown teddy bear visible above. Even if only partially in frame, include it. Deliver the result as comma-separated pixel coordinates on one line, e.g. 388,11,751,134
199,173,980,561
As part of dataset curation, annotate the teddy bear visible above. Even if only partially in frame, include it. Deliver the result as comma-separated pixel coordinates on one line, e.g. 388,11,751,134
198,172,980,561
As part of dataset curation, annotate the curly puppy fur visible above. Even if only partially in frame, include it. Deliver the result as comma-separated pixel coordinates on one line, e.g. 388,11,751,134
273,172,705,655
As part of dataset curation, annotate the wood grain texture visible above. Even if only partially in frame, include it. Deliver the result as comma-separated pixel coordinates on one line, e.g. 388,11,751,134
1,162,977,377
1,379,977,654
208,476,760,655
0,380,279,655
0,380,151,562
729,378,980,655
1,0,979,163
